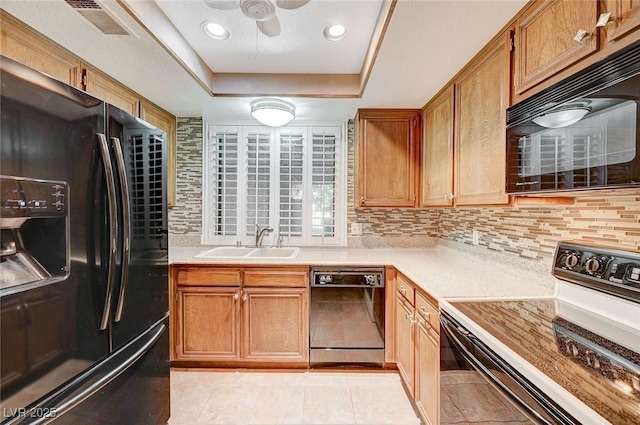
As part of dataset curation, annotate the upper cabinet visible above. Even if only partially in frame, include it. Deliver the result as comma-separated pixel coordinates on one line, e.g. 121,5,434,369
601,0,640,42
356,109,420,208
454,32,511,206
83,67,140,116
0,12,81,87
420,86,455,207
515,0,598,95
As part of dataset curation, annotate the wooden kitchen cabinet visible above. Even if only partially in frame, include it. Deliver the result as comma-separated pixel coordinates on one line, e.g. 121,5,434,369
420,85,455,207
395,292,415,395
172,265,309,366
0,11,81,87
356,109,420,208
83,66,140,116
414,292,440,425
242,287,308,362
515,0,599,95
602,0,640,42
176,286,240,360
392,271,440,425
454,31,511,206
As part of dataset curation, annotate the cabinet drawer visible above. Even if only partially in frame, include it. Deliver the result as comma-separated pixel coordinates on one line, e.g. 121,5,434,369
244,268,308,288
416,292,439,333
396,274,416,306
176,268,242,287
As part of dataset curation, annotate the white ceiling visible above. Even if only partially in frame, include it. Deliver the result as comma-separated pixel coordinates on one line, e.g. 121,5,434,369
155,0,383,74
1,0,528,124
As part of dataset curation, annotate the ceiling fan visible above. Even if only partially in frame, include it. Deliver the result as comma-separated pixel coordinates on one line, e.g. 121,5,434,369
204,0,311,37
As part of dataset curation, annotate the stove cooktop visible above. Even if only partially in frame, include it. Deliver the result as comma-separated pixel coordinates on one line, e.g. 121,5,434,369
447,242,640,424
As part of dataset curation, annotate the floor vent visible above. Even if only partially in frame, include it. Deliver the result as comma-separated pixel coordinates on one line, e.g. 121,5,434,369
65,0,132,36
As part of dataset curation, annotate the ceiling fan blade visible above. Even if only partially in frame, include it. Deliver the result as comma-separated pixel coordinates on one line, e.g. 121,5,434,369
203,0,239,10
276,0,310,10
257,15,281,37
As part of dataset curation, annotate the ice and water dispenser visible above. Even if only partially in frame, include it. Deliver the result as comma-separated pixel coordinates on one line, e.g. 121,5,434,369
0,176,69,294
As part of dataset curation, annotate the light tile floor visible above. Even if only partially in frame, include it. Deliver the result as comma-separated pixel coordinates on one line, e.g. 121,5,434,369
169,370,422,425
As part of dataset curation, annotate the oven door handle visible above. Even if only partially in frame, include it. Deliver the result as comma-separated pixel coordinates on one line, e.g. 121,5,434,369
440,315,578,425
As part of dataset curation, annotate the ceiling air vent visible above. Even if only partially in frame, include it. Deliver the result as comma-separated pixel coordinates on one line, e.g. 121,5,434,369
64,0,133,36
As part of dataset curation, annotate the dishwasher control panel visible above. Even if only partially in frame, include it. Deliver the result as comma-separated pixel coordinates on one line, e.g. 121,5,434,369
310,267,385,287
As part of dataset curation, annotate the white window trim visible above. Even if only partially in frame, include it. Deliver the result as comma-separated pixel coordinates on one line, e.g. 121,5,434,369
202,122,347,247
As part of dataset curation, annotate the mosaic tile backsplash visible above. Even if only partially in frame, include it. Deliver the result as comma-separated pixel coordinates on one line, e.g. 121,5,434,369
169,117,639,262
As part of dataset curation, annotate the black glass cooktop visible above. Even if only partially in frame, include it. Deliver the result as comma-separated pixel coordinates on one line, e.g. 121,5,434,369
449,298,640,425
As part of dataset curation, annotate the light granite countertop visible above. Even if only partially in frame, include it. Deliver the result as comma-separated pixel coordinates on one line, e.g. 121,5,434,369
169,243,557,300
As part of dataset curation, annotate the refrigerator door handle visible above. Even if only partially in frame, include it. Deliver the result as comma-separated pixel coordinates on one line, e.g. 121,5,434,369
97,133,118,331
111,137,131,323
4,321,166,425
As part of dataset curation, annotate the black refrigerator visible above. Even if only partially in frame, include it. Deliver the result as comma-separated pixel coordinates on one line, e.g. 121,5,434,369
0,56,170,424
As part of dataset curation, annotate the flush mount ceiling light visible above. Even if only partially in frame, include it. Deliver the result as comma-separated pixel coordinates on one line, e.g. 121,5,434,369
532,102,591,128
250,98,295,127
323,24,347,41
202,21,230,40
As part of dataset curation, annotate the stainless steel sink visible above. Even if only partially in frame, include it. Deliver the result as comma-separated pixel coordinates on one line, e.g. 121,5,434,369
194,246,299,259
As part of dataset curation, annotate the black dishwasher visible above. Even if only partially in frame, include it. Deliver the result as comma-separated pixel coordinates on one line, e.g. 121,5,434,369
309,267,385,367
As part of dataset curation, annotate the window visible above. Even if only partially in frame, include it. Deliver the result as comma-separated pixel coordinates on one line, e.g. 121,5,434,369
203,124,345,246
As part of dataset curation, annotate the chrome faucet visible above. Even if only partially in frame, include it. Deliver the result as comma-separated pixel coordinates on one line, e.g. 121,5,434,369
255,224,273,248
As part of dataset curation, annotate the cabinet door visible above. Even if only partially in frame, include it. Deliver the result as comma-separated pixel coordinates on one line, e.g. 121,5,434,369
0,11,81,87
603,0,640,42
455,32,510,206
176,287,240,360
242,287,308,362
415,317,439,425
83,67,140,116
515,0,598,94
357,109,420,207
395,295,415,395
140,101,177,208
421,86,454,207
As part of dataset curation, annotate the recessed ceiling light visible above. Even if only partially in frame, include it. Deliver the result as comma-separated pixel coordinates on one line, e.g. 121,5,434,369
202,21,230,40
323,24,347,41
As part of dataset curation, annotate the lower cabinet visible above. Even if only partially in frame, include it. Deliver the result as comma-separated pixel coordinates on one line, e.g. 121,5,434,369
242,287,308,361
415,293,440,425
393,272,440,425
395,292,415,393
172,265,309,366
177,286,241,360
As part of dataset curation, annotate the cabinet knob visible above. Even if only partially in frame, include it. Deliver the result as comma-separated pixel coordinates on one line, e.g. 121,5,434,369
360,196,366,204
242,293,248,302
233,291,240,301
596,12,620,28
573,28,592,44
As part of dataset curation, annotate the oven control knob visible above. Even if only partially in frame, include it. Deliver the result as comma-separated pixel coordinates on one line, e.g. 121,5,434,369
565,254,579,269
585,257,600,274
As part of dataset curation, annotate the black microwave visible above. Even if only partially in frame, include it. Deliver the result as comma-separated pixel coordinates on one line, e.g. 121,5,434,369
506,41,640,194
